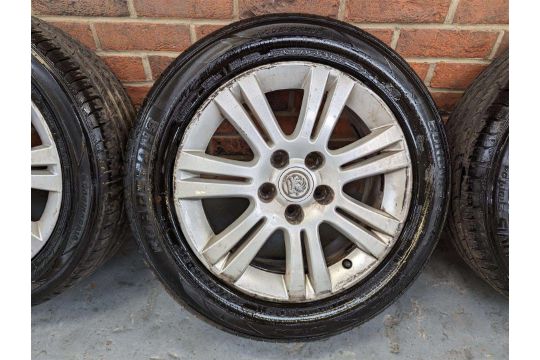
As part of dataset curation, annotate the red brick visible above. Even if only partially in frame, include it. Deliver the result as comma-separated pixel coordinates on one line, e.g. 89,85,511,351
267,90,292,112
430,63,487,89
408,62,430,80
194,25,226,41
133,0,233,19
396,29,498,58
125,85,152,108
48,22,96,50
95,23,190,51
101,56,147,82
362,28,394,46
276,116,298,135
332,116,358,138
346,0,451,23
208,137,253,157
148,56,176,80
496,31,509,57
431,92,462,113
33,0,128,17
213,121,237,136
454,0,508,24
239,0,339,19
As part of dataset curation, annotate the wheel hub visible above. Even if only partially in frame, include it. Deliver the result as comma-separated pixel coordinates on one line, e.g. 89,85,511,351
278,166,314,203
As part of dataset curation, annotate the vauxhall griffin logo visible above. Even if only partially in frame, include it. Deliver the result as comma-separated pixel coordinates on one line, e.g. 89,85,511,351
282,171,310,199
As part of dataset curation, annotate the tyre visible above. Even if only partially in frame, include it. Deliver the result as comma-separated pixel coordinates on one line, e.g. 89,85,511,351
125,14,449,340
31,17,135,304
446,51,509,296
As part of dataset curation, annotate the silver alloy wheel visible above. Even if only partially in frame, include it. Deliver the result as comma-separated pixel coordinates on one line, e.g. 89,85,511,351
173,61,412,302
31,102,62,258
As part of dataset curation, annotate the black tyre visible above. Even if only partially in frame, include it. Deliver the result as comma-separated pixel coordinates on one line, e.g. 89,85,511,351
446,51,509,296
125,14,449,340
31,17,135,304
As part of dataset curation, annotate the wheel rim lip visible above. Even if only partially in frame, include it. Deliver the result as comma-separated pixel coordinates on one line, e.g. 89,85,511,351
173,61,413,302
31,102,63,259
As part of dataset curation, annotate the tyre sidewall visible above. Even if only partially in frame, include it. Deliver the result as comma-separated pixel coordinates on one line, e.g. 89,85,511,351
31,54,95,298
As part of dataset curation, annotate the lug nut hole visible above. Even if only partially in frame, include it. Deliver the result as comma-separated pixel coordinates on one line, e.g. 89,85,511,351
258,182,276,202
271,150,289,169
305,151,324,170
342,259,353,269
284,204,303,224
314,185,334,205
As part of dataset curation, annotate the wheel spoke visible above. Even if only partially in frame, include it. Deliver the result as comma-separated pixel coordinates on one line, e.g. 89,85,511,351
341,151,409,184
293,67,330,140
203,205,262,264
31,169,61,192
31,221,43,255
31,221,41,242
339,195,400,236
303,224,332,295
284,228,306,299
31,145,58,166
331,125,403,166
313,74,355,144
177,151,255,179
214,88,269,156
327,210,387,259
238,75,286,146
220,219,274,281
175,178,253,199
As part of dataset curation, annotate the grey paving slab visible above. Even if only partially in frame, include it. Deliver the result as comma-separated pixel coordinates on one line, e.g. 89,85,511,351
32,237,508,360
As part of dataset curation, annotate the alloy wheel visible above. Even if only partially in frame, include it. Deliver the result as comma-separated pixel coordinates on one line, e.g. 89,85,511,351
173,61,413,302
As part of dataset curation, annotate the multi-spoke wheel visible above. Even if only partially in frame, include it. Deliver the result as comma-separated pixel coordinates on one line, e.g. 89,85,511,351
174,62,412,301
125,14,449,340
31,17,134,304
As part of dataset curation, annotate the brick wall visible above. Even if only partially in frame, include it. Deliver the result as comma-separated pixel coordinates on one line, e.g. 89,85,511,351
32,0,508,115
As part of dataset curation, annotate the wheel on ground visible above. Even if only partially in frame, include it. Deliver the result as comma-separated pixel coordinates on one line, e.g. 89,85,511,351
125,14,449,340
31,17,135,304
446,51,509,296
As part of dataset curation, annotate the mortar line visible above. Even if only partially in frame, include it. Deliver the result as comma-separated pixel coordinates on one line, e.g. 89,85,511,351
233,0,239,20
35,15,507,30
122,81,155,87
424,64,437,87
337,0,347,20
189,24,197,43
36,15,234,26
428,87,464,93
390,28,401,50
96,50,181,57
141,55,153,81
351,23,507,31
488,30,506,59
89,23,102,51
444,0,461,24
404,57,491,64
127,0,137,18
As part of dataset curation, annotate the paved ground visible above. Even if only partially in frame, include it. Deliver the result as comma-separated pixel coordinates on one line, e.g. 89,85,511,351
32,236,508,360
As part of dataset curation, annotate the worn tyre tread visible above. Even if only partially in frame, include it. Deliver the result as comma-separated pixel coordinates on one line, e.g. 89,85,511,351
446,51,509,296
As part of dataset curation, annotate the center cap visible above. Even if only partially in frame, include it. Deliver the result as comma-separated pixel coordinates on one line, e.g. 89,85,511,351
278,167,314,202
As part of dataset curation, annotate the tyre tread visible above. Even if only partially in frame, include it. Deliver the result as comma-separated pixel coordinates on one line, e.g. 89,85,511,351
31,17,135,304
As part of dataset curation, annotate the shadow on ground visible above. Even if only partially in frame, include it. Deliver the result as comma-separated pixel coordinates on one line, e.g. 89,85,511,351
32,233,508,360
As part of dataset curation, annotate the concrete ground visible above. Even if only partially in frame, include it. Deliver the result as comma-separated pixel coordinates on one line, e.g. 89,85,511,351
32,236,508,360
